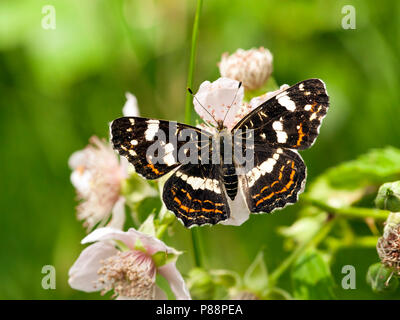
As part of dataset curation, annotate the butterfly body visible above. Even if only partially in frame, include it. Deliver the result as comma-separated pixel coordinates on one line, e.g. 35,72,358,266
111,79,329,227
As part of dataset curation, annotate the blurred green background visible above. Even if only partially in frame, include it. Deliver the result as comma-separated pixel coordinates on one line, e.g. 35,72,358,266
1,0,399,299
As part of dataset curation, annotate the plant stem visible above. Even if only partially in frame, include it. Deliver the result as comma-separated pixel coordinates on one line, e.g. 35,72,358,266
269,218,336,286
301,196,390,220
185,0,204,268
185,0,203,124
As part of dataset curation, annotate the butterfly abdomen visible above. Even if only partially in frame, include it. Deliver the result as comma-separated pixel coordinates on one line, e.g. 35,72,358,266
222,164,238,200
218,133,238,200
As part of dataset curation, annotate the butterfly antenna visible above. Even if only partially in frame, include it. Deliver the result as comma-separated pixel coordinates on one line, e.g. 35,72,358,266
222,81,242,126
187,88,218,127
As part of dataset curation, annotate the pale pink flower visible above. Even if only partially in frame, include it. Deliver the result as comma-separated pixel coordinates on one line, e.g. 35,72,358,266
68,227,191,300
218,47,273,91
69,93,140,231
193,78,289,226
69,137,126,231
194,77,288,130
193,77,244,130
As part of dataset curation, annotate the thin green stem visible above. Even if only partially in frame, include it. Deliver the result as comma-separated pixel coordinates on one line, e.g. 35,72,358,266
301,196,390,220
191,228,203,267
185,0,204,268
269,218,336,286
185,0,203,124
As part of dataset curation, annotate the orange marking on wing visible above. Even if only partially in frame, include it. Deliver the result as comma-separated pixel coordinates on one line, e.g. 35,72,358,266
310,102,317,112
255,161,296,206
146,163,164,175
254,165,285,198
173,195,223,215
293,123,305,147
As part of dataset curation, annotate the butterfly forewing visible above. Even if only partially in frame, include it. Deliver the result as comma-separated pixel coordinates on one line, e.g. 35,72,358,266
111,117,212,179
233,79,329,150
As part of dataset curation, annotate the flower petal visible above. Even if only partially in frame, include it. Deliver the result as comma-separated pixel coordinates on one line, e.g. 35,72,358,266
70,169,92,197
219,47,273,91
249,84,290,109
194,77,243,129
220,189,250,226
81,227,137,249
128,228,178,255
68,242,118,292
158,263,191,300
68,149,87,170
155,286,168,300
122,92,139,117
107,197,126,230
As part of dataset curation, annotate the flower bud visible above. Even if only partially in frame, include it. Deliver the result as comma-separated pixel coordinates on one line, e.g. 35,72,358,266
375,181,400,212
187,268,215,300
366,263,398,293
218,47,273,91
377,215,400,274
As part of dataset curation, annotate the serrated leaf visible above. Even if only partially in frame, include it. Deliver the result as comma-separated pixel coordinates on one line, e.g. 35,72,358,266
243,251,268,294
279,214,326,245
291,249,335,300
319,147,400,190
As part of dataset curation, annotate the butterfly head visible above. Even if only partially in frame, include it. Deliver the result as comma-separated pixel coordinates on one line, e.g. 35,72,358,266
216,120,226,131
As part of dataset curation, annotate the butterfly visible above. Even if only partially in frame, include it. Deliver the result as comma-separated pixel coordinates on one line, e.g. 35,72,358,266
110,79,329,227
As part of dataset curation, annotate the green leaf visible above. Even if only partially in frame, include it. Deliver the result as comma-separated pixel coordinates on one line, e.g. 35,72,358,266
121,172,158,207
138,214,156,237
243,251,269,294
319,147,400,190
279,214,326,246
291,249,335,300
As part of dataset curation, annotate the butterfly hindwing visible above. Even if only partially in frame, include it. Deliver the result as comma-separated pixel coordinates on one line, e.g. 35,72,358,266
111,117,211,179
162,164,230,227
239,147,306,213
233,79,329,150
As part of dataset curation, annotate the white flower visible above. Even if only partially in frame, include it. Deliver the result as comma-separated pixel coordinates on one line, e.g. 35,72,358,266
69,137,126,231
193,77,244,130
218,47,273,91
194,77,288,130
193,78,288,226
68,227,191,300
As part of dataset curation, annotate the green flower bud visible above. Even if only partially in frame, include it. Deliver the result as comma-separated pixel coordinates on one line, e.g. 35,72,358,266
366,263,398,293
375,181,400,212
187,268,215,300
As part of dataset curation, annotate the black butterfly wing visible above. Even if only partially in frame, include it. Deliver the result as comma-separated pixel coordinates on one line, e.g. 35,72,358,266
111,117,211,179
237,147,306,213
232,79,329,150
162,164,230,227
